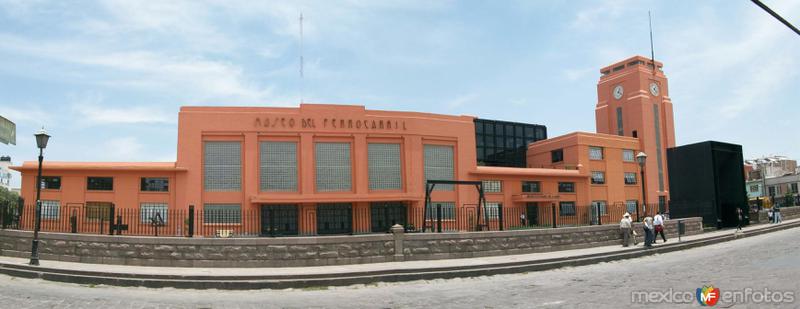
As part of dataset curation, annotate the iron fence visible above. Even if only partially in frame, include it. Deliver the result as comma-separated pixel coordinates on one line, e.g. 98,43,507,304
0,202,666,237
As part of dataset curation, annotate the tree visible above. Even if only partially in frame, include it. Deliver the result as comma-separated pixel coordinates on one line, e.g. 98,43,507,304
0,186,18,208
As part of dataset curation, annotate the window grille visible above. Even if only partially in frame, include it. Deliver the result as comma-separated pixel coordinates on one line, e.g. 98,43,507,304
624,172,637,185
591,201,607,215
482,180,502,193
591,171,606,184
41,200,60,219
317,203,352,234
260,141,298,191
485,202,501,219
626,200,638,214
315,142,352,192
558,182,575,193
203,204,241,224
204,141,241,191
424,145,454,191
623,149,635,162
426,202,456,220
522,181,541,193
141,177,169,192
589,146,604,160
87,177,113,191
368,143,402,190
85,202,112,220
559,202,576,216
140,203,168,224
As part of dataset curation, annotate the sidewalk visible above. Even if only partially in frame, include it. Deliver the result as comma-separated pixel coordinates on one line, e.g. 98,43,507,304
0,218,797,288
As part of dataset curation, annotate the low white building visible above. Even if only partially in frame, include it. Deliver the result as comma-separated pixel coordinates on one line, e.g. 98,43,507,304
0,156,12,191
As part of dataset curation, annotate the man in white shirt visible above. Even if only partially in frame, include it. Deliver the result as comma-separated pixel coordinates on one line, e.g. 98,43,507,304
653,212,667,243
619,213,635,247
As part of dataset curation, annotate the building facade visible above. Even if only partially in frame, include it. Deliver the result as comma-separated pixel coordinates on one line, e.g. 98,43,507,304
13,55,674,236
0,156,12,191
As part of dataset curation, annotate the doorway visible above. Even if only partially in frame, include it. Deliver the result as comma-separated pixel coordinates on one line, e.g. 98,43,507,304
260,204,298,236
370,202,407,232
525,202,539,226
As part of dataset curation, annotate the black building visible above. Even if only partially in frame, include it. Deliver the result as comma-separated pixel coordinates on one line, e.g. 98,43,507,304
667,141,747,228
474,118,546,168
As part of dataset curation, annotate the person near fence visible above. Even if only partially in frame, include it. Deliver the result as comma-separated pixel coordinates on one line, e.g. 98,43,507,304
643,216,654,248
520,213,527,226
773,206,782,224
736,208,744,231
768,208,774,223
653,211,667,243
619,212,636,247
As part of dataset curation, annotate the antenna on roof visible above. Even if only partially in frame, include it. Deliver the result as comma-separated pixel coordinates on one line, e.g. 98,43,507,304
299,12,304,104
648,11,656,76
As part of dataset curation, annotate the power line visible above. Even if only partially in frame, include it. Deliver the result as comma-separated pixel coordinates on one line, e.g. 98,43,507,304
751,0,800,36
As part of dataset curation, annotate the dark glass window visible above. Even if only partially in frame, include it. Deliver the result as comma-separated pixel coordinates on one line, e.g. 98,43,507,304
40,176,61,190
558,182,575,193
141,177,169,192
474,119,547,168
551,149,564,163
87,177,113,191
522,181,541,193
317,203,353,235
559,202,576,216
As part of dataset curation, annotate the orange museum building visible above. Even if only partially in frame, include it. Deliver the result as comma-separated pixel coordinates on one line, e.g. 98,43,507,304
13,55,675,235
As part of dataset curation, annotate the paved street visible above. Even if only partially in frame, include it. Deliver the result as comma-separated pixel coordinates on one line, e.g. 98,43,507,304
0,227,797,308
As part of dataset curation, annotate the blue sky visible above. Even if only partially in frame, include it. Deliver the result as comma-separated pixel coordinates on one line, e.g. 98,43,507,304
1,0,799,188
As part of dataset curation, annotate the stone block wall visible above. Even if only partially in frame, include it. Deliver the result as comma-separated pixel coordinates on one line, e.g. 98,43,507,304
756,206,800,223
0,217,703,267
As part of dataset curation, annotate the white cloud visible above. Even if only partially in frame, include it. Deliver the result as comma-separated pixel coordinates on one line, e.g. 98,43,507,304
71,102,174,126
104,136,144,161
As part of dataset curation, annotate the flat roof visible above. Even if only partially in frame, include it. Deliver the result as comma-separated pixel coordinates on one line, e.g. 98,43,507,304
11,161,186,172
470,166,583,178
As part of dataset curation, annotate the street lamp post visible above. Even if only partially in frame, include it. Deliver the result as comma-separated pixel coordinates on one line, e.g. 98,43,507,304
636,152,648,222
29,128,50,266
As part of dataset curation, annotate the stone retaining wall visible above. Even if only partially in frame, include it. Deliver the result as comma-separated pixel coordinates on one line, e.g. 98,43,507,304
0,217,703,267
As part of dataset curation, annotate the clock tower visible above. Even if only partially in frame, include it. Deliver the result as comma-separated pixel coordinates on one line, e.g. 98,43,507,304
595,55,675,210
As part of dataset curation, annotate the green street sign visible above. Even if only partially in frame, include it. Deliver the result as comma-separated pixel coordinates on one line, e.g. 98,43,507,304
0,115,15,145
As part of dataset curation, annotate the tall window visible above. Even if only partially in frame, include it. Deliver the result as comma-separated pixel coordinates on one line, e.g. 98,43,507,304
41,200,60,219
368,143,402,190
624,172,637,185
426,202,455,220
424,145,454,191
592,201,607,215
87,177,113,191
482,180,502,193
749,185,759,193
623,149,635,162
626,200,638,214
559,202,576,216
485,202,501,219
653,104,665,191
769,186,776,196
260,141,298,192
315,142,352,192
589,146,604,160
522,181,541,193
551,149,564,163
204,141,241,191
792,183,798,194
616,107,624,136
40,176,61,190
141,177,169,192
558,182,575,193
591,171,606,184
203,204,241,224
140,203,168,224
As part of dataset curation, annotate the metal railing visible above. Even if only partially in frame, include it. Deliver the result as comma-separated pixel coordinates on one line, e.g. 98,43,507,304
0,202,666,237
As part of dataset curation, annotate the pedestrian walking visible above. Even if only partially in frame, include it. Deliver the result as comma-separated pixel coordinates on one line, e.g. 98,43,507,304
619,213,634,247
643,216,654,248
736,208,744,231
774,206,782,223
520,213,527,227
653,211,667,243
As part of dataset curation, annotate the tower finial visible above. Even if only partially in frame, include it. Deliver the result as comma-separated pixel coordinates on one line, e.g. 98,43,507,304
649,11,656,76
300,12,304,104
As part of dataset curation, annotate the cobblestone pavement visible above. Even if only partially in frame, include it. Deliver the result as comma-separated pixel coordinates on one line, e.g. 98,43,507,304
0,227,797,309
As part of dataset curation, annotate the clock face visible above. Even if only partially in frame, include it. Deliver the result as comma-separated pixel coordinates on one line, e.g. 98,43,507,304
650,83,660,96
613,85,624,100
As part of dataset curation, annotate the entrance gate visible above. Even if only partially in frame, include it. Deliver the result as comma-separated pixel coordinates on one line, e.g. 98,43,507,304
370,202,406,233
260,204,298,236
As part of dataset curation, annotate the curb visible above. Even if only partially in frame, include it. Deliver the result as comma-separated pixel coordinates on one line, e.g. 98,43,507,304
0,222,797,290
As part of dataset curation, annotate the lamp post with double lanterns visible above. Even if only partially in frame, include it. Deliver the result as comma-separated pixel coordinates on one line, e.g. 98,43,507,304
29,128,50,266
636,152,647,222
